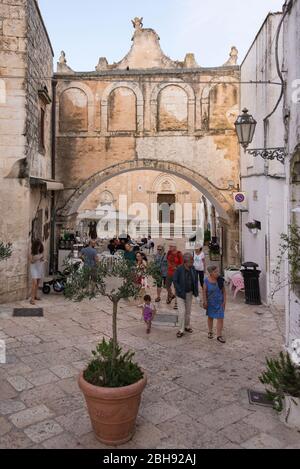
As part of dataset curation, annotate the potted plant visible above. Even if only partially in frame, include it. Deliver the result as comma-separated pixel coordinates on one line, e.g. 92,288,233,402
208,237,220,261
259,351,300,430
0,241,12,261
64,256,160,445
204,229,211,246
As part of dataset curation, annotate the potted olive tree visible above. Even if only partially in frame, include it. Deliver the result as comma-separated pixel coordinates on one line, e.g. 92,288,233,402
64,256,160,446
259,351,300,430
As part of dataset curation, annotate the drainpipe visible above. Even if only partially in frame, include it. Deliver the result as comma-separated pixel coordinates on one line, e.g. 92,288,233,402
49,78,57,274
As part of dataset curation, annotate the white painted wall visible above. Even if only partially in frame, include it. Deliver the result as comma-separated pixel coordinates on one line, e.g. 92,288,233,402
240,12,286,306
283,0,300,349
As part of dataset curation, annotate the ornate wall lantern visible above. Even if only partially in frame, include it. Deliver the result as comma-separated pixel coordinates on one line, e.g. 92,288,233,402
234,108,286,164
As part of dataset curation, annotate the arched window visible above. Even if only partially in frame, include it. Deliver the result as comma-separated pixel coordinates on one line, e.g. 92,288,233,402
108,87,137,132
209,84,238,130
59,88,88,132
158,85,188,131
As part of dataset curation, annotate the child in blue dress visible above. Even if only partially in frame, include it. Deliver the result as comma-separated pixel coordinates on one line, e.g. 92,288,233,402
203,265,226,343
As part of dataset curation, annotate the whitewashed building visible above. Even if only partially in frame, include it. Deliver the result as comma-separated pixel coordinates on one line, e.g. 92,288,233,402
240,0,300,353
240,10,286,307
282,0,300,353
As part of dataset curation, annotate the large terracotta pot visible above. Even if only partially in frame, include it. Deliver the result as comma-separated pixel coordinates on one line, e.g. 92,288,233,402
78,372,147,446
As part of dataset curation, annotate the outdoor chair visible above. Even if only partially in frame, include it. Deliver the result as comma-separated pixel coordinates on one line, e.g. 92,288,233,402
229,273,245,299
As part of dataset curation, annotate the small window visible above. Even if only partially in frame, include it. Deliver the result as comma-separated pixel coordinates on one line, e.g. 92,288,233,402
39,108,45,151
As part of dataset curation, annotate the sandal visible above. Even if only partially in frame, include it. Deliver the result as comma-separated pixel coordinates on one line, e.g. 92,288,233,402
30,300,36,305
217,336,226,344
185,328,193,333
155,298,161,303
208,332,213,340
173,304,178,310
176,331,184,338
166,295,175,305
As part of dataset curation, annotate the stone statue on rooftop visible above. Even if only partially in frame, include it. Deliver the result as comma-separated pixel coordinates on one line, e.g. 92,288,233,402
223,46,238,66
131,17,143,30
58,51,67,65
57,50,74,74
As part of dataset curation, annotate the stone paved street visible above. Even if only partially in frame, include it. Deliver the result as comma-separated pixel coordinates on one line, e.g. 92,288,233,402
0,288,300,449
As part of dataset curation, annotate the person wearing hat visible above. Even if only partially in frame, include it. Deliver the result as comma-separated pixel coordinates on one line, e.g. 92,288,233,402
193,244,206,289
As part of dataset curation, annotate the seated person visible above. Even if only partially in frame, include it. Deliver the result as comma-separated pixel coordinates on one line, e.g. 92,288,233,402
146,236,155,253
140,235,148,246
107,239,116,255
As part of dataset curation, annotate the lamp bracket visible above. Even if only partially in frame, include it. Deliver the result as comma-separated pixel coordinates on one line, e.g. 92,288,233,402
245,147,286,164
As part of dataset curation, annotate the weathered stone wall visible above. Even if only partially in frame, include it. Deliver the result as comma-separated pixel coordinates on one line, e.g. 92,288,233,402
55,69,240,213
55,63,240,264
0,0,53,302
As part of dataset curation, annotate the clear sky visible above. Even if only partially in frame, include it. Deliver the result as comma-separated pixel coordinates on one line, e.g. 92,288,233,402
38,0,284,71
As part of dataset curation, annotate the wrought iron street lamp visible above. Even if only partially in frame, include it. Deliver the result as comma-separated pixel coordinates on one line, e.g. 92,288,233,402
234,108,286,164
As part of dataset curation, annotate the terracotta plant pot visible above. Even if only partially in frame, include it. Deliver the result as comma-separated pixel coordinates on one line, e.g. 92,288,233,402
78,371,147,446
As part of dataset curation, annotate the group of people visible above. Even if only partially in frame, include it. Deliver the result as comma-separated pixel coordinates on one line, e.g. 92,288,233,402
141,243,226,344
29,236,226,344
107,235,155,255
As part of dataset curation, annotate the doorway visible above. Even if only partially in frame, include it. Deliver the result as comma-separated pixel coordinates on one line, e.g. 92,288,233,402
157,194,175,224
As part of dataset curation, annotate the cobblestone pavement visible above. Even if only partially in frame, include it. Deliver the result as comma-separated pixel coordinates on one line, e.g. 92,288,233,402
0,287,300,449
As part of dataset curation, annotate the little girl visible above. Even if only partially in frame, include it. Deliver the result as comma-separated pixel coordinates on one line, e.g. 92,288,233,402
140,295,156,334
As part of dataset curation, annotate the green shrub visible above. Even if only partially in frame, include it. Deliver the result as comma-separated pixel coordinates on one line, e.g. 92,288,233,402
259,351,300,412
65,256,158,388
84,338,143,388
204,229,211,243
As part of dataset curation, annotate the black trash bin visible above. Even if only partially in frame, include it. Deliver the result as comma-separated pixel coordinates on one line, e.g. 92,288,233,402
240,262,262,305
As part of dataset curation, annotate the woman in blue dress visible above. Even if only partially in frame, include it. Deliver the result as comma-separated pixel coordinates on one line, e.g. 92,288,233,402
203,265,226,343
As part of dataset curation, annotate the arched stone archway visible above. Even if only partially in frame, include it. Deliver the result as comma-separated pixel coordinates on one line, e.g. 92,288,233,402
60,159,231,218
58,159,238,265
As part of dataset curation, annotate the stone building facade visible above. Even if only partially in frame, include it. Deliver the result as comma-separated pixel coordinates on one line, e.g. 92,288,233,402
0,8,241,302
0,0,54,302
55,19,241,266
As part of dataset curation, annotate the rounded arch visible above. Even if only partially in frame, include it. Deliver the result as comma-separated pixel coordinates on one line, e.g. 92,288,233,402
101,81,144,132
61,159,233,220
151,81,195,103
57,82,95,132
200,76,238,130
151,81,195,133
201,75,237,101
152,173,177,193
59,87,88,132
